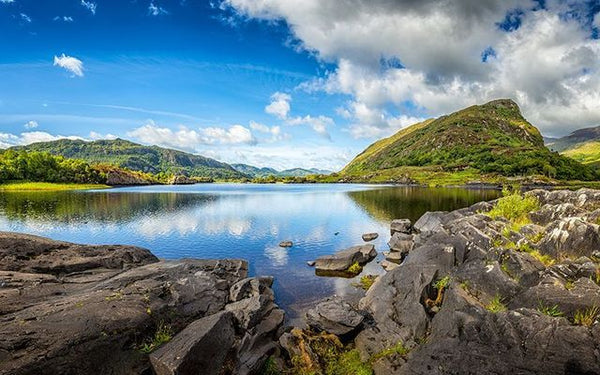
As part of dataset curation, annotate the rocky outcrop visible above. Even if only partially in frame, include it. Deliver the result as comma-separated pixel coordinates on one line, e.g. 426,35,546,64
314,244,377,274
295,188,600,375
104,168,153,186
0,232,283,375
168,175,196,185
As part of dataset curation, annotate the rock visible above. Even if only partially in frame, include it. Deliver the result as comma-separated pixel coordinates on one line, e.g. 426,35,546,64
230,276,274,302
101,167,152,185
306,297,364,338
362,232,379,242
390,219,412,235
314,245,376,273
279,241,293,248
383,251,403,264
168,175,196,185
150,311,236,375
413,211,447,234
388,232,414,256
381,259,399,271
306,261,315,267
529,203,586,226
538,217,600,258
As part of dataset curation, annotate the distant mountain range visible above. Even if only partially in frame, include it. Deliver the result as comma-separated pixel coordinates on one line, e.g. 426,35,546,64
11,139,245,180
231,164,332,178
546,125,600,168
341,99,597,182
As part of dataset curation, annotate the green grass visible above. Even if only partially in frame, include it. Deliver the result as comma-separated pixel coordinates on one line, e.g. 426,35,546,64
537,301,564,317
326,349,373,375
486,294,507,313
347,261,363,275
434,276,451,290
573,306,600,327
0,181,110,191
562,141,600,165
487,188,539,231
371,341,410,362
139,322,173,354
355,275,377,290
260,356,281,375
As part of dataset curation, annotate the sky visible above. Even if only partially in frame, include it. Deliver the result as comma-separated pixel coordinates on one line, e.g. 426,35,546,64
0,0,599,170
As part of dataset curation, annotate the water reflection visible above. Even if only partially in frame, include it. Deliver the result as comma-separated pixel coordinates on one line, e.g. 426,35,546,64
0,184,501,324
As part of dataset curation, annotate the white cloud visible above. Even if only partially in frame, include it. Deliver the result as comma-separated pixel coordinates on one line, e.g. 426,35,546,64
54,16,74,22
0,131,83,149
249,121,289,142
80,0,96,15
264,92,334,138
126,121,257,151
225,0,600,137
53,54,84,77
264,92,291,119
148,2,168,16
0,0,15,4
24,120,38,129
20,13,31,23
89,131,118,140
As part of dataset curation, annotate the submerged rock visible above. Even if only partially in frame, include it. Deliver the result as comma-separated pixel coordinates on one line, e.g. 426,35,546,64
362,232,379,242
314,244,377,273
279,241,293,248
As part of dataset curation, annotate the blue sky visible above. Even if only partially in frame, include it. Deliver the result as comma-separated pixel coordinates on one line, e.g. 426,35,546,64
1,0,600,169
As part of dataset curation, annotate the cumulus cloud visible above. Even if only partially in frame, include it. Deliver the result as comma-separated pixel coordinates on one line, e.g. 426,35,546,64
24,120,38,129
0,131,83,149
127,121,256,151
264,92,335,138
264,92,291,119
80,0,96,15
89,131,117,140
249,121,289,142
0,0,15,4
53,54,84,77
148,2,168,16
224,0,600,137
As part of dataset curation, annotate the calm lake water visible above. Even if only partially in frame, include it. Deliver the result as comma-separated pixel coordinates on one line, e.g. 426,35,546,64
0,183,500,324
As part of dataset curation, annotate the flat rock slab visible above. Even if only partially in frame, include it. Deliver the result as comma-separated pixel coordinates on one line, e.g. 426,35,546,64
150,311,236,375
314,244,376,272
306,297,364,338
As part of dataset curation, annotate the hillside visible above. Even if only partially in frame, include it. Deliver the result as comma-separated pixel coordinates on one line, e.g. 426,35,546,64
12,139,245,180
562,141,600,168
232,164,332,178
341,99,597,183
546,125,600,152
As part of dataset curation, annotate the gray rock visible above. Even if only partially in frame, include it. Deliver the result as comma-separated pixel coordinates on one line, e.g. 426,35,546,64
306,297,364,338
388,232,414,256
529,203,586,226
314,244,376,272
230,276,274,302
390,219,412,235
279,241,293,248
150,311,236,375
538,217,600,258
362,232,379,242
384,251,403,264
381,259,399,271
413,211,447,234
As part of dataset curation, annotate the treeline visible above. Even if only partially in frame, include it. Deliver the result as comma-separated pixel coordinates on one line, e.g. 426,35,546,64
0,150,105,184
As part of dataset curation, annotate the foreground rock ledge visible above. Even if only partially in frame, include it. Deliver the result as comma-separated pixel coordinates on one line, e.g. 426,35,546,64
0,232,283,375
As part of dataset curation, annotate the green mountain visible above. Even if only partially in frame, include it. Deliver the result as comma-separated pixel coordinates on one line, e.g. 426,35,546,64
341,99,597,182
546,125,600,152
11,139,245,180
232,164,332,178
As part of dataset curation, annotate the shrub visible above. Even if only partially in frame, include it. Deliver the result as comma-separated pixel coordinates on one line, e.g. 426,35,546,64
347,262,363,275
487,188,539,230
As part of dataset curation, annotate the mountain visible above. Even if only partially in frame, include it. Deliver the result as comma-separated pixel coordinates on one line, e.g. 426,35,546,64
546,125,600,152
341,99,597,182
232,164,332,178
11,139,245,180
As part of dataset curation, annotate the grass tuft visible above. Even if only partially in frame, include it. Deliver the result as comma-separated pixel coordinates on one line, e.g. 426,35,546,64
537,301,564,317
139,322,173,354
347,262,363,276
573,306,600,327
486,294,507,313
371,341,410,362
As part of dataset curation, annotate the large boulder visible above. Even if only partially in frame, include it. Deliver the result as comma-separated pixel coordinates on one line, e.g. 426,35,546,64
538,217,600,258
314,245,376,273
306,297,364,338
390,219,412,235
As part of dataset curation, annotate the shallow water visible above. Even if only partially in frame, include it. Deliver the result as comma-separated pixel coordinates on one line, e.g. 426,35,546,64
0,183,500,324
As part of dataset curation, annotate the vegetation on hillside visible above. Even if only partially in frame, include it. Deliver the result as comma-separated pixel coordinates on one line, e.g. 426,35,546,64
562,141,600,167
13,138,245,180
341,99,598,183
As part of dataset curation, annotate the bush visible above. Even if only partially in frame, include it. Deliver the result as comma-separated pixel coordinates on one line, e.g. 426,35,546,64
487,188,539,230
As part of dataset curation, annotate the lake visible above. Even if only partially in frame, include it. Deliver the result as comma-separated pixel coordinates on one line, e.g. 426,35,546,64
0,183,500,324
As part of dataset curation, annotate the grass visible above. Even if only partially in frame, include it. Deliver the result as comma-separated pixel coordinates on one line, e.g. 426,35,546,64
139,322,173,354
347,262,363,276
537,301,564,317
486,294,507,313
326,349,373,375
562,141,600,165
0,181,110,191
355,275,377,290
573,306,600,327
371,341,410,362
487,188,540,231
260,356,281,375
515,241,555,267
434,275,451,291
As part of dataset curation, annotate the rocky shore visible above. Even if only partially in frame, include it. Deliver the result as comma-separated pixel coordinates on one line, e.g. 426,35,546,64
2,188,600,374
